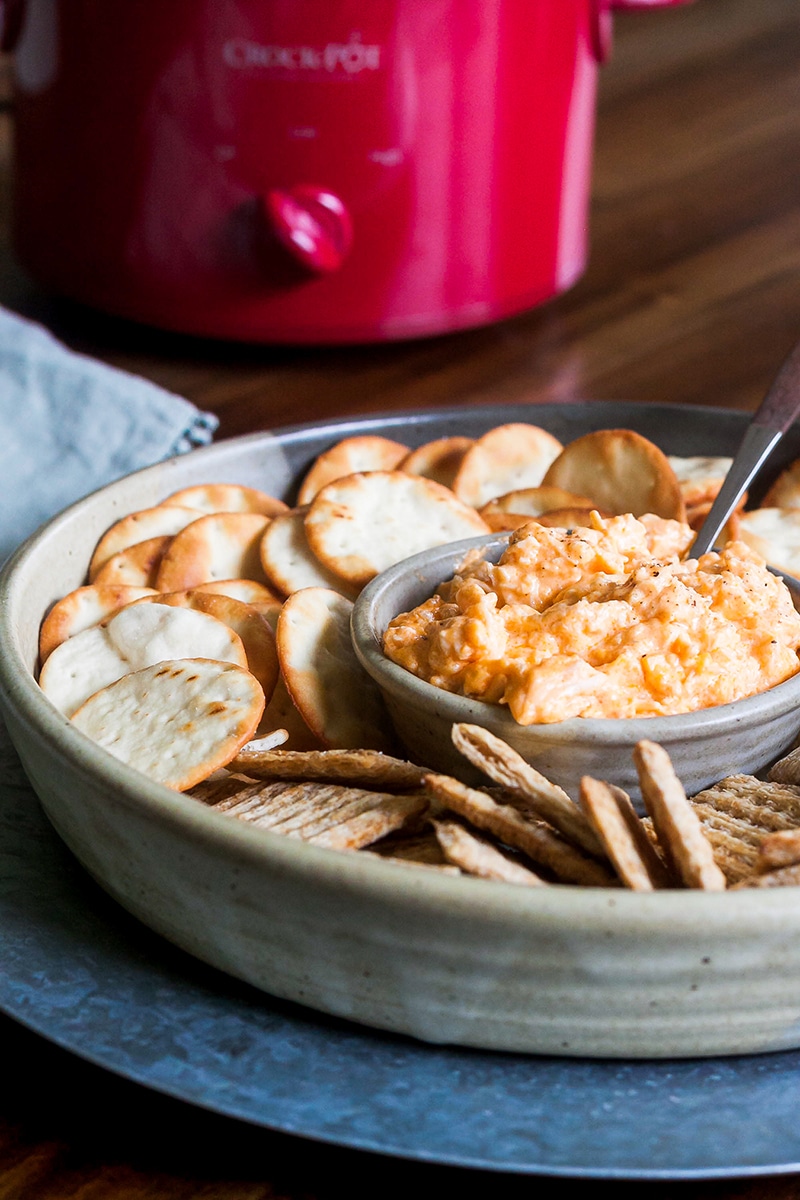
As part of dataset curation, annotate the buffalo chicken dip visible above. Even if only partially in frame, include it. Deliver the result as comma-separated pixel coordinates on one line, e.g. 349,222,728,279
382,513,800,723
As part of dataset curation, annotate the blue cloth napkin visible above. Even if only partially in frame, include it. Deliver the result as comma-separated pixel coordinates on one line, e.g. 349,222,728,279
0,305,217,788
0,307,217,565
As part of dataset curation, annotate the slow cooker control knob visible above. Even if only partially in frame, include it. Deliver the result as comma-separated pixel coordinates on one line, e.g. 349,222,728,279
262,187,353,276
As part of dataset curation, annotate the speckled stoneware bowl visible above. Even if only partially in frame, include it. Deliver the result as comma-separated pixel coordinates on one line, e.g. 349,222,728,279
351,535,800,802
5,402,800,1060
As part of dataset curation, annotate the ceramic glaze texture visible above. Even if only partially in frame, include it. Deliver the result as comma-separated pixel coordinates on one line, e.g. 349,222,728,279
5,404,800,1059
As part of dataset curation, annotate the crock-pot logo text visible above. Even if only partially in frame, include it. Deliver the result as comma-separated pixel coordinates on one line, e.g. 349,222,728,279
223,33,381,76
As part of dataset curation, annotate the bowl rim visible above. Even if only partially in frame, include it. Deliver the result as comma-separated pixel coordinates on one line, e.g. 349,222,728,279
2,412,800,915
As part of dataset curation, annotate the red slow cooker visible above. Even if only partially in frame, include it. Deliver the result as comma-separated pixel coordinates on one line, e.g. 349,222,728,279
8,0,689,344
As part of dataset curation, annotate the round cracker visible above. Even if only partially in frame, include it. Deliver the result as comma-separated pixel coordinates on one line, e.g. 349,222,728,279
304,471,489,587
481,485,595,518
39,601,248,717
398,436,474,490
132,590,279,704
243,588,327,749
92,535,173,588
452,424,563,508
162,483,288,517
762,459,800,510
190,578,284,624
276,587,395,750
259,507,359,599
542,429,686,520
738,508,800,576
480,485,599,532
39,584,158,664
258,674,326,751
686,499,741,545
89,505,201,580
71,659,264,791
156,512,271,591
297,435,410,505
531,507,610,529
479,509,540,533
668,455,733,508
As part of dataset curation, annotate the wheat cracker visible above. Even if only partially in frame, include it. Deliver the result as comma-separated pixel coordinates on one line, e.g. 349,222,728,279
228,746,427,788
189,774,268,806
755,829,800,872
308,794,428,850
688,774,800,883
422,772,616,886
450,723,603,856
209,778,363,829
634,740,726,889
768,744,800,786
432,819,547,885
369,828,449,864
213,780,383,833
208,777,427,849
732,863,800,889
579,776,673,890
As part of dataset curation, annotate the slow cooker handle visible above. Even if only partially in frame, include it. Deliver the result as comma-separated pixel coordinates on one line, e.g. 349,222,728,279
592,0,696,64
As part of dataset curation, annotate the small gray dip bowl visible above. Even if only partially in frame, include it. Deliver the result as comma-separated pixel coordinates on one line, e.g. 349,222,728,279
351,534,800,801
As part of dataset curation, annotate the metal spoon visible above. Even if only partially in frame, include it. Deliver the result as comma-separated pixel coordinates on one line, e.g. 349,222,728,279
690,339,800,558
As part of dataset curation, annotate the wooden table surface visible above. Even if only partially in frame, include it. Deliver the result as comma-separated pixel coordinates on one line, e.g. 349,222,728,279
2,0,800,1195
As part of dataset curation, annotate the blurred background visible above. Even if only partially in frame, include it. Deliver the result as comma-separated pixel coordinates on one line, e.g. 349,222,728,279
0,0,797,440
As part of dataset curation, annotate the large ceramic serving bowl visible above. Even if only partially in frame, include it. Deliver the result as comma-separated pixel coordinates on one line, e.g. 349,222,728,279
5,401,800,1060
352,535,800,801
